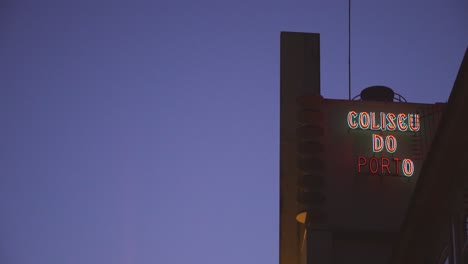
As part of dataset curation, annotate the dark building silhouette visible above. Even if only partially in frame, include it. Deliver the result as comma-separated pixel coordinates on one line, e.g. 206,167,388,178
279,31,468,264
390,48,468,264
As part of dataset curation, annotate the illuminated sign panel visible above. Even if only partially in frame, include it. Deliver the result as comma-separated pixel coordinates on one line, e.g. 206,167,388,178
347,111,420,177
321,100,438,183
291,97,444,235
300,98,443,232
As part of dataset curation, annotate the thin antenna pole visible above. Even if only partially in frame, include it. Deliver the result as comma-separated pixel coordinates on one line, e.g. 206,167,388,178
348,0,351,100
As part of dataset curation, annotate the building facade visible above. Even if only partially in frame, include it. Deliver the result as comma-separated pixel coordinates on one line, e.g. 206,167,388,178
279,31,468,264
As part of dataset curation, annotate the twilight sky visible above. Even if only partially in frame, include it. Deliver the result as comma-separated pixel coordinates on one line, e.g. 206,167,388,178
1,1,467,263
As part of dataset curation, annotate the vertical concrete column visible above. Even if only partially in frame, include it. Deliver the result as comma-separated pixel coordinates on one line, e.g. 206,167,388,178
280,31,332,264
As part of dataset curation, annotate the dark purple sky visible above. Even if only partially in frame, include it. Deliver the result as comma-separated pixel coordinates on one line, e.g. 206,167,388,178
1,1,467,263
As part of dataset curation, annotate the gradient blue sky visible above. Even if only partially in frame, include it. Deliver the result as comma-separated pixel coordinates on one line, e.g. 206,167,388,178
1,1,467,264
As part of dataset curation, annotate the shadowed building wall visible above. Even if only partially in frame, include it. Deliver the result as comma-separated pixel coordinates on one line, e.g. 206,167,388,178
390,47,468,264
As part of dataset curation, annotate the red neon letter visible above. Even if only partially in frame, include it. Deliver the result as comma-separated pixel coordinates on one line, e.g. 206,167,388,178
385,135,397,153
347,111,358,129
397,113,408,131
372,134,384,152
357,156,367,172
393,158,401,176
380,112,386,131
359,112,370,130
370,112,381,130
409,114,420,132
381,157,391,174
369,157,379,174
386,113,396,131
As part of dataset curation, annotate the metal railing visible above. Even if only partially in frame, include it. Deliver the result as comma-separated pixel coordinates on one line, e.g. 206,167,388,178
351,92,407,102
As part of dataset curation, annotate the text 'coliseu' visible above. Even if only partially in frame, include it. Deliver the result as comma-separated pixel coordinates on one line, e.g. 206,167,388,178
347,111,420,132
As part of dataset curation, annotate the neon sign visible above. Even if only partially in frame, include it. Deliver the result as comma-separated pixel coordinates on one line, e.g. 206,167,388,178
372,134,397,153
347,111,420,132
347,111,419,177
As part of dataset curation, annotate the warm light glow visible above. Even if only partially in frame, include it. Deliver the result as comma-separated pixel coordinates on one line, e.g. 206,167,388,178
296,212,307,224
